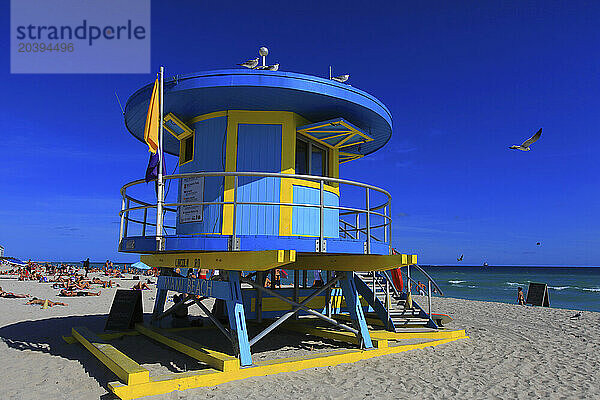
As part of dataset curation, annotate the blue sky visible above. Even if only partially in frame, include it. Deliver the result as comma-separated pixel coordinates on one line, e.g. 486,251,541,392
1,1,599,265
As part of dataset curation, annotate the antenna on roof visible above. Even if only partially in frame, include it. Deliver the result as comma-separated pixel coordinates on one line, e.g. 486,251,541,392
329,66,332,79
114,91,124,115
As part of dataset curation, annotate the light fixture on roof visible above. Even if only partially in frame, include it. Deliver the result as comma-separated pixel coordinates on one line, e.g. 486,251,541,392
259,46,268,67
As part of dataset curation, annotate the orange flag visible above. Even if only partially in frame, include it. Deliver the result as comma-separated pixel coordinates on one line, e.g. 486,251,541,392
143,78,159,153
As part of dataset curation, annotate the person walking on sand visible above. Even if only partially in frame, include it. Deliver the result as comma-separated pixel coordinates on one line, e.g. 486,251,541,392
517,287,526,305
83,258,90,277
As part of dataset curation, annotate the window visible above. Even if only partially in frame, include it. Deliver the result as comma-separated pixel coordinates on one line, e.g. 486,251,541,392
181,135,194,164
296,136,328,176
311,146,326,176
295,139,308,174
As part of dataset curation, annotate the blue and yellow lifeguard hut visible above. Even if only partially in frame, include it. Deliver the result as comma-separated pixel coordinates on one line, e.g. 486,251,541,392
67,49,466,400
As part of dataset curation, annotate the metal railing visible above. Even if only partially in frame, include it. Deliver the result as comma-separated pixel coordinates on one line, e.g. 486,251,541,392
373,263,444,320
403,264,444,316
118,171,392,252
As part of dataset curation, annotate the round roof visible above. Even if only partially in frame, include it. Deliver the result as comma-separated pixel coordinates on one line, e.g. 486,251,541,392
124,69,392,156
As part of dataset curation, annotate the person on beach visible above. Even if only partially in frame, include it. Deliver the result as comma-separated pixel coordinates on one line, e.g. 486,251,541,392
0,287,29,298
131,281,151,290
274,268,288,288
517,287,526,305
26,298,68,307
59,289,101,297
416,281,427,295
91,277,116,288
83,258,90,277
312,270,324,287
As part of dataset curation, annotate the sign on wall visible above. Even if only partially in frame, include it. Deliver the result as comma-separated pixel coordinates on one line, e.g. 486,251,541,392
179,176,204,223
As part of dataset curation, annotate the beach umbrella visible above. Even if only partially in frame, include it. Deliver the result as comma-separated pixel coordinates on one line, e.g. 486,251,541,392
131,261,151,270
8,258,27,267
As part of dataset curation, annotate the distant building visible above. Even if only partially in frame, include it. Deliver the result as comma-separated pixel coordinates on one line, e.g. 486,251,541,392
0,245,4,257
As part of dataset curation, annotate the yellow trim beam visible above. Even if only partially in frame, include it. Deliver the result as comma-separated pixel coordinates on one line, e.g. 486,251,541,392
339,151,364,163
281,321,388,348
140,250,296,271
71,327,150,386
284,254,417,271
135,324,239,372
188,111,228,125
370,328,468,341
108,335,468,400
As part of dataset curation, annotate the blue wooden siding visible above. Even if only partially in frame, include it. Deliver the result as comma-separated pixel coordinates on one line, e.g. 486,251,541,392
291,185,339,238
176,116,227,235
235,124,282,236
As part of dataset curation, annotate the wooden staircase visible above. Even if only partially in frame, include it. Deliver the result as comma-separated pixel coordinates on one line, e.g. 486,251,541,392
355,271,435,331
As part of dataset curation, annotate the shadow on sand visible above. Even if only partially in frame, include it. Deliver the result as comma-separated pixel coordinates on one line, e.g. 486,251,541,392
0,313,346,399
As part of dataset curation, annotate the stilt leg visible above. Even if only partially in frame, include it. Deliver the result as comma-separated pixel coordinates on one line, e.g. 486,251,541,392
226,271,252,366
151,268,168,327
339,271,373,349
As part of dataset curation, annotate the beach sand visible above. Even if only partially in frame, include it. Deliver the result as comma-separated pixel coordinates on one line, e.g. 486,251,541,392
0,273,598,399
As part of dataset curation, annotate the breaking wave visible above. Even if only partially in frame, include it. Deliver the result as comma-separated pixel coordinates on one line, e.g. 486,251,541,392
582,287,600,292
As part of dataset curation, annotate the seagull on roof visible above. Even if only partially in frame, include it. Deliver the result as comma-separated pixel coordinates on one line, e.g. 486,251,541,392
331,74,349,83
255,63,279,71
510,128,542,151
238,58,259,69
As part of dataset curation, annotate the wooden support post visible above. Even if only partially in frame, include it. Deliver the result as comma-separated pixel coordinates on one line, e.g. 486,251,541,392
293,270,299,320
270,269,276,290
256,271,263,323
151,268,169,327
326,270,332,318
339,272,373,349
302,269,307,288
225,271,252,366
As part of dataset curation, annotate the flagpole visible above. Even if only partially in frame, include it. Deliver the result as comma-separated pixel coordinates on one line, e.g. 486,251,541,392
156,66,165,251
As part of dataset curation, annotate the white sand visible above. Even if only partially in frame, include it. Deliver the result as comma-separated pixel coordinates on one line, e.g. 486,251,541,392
0,274,598,399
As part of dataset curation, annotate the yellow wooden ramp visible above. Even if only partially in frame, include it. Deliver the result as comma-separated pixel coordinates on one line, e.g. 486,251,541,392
134,324,240,372
71,326,149,386
108,333,468,400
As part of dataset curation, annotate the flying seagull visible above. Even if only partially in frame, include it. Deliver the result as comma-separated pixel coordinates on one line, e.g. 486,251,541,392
536,242,541,246
457,254,464,262
238,58,259,69
331,74,349,83
510,128,542,151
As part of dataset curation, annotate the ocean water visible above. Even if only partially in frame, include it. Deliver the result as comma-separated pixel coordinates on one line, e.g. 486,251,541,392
417,266,600,312
276,266,600,312
46,262,599,312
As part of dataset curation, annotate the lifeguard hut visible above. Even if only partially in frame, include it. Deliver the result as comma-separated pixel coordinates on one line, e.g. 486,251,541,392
68,49,466,400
